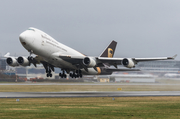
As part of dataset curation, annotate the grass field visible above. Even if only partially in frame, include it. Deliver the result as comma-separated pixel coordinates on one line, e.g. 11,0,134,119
1,83,180,118
0,97,180,119
0,84,180,92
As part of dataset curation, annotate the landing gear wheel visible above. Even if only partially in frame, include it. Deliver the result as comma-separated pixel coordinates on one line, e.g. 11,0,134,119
59,70,67,78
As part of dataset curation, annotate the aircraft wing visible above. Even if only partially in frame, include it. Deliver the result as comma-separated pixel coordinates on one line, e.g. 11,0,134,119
58,55,85,60
53,53,85,65
97,54,177,65
97,57,123,65
54,52,176,69
133,55,177,62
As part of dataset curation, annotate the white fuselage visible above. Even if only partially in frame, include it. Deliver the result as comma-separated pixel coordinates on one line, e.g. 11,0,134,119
19,27,100,75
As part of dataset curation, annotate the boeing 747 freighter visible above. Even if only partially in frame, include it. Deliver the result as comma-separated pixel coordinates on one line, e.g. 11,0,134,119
4,27,176,78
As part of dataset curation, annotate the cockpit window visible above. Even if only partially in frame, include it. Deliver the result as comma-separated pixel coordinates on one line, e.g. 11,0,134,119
28,28,35,31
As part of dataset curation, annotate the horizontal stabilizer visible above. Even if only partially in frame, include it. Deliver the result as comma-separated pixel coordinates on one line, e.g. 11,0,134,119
4,52,10,58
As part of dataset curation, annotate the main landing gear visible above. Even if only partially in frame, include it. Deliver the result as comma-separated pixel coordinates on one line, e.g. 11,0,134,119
59,70,82,78
69,70,82,78
59,70,67,78
46,68,52,77
41,62,54,78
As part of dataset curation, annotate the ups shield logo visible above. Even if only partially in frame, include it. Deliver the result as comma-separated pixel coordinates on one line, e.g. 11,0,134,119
108,48,113,58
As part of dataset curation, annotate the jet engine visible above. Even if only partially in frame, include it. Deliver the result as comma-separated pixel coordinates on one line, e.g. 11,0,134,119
83,57,96,67
6,57,19,67
17,56,30,66
122,58,135,68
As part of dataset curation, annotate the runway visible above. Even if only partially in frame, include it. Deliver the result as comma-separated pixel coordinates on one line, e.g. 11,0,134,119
1,91,180,98
0,82,180,86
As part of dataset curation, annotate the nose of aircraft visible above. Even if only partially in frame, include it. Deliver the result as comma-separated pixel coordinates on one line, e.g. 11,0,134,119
19,29,37,52
19,32,26,42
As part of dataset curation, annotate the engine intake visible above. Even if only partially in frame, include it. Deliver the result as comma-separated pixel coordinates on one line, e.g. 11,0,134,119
17,56,29,66
6,57,19,67
122,58,135,68
83,57,96,67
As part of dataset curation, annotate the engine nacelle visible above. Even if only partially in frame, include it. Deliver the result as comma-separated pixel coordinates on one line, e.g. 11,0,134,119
17,56,29,66
83,57,97,67
122,58,135,68
6,57,19,67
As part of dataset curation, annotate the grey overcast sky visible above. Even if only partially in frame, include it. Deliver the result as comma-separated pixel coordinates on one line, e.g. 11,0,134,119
0,0,180,59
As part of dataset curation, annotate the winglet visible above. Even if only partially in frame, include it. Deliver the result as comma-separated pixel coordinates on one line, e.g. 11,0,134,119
168,54,177,59
172,54,177,59
4,52,10,58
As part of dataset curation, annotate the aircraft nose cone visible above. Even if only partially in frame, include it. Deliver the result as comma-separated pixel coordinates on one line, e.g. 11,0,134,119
19,32,26,42
19,32,27,46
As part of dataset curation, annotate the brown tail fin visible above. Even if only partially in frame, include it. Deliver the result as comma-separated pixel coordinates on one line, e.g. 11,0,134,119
99,40,117,58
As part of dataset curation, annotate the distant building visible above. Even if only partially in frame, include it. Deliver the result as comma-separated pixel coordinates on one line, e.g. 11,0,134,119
0,58,6,70
15,66,63,80
97,76,110,82
111,74,155,83
16,66,47,80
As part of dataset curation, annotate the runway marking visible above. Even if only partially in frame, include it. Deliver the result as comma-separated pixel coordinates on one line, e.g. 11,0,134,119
117,88,122,91
0,91,180,98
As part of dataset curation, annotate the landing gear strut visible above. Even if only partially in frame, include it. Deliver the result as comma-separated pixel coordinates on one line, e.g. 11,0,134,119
46,68,53,77
41,62,54,78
